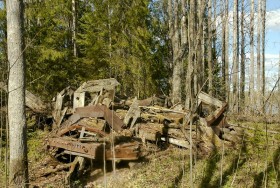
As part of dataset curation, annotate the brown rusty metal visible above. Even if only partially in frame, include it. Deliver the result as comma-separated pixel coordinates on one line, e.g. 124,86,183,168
48,137,102,158
57,124,107,137
105,142,140,160
48,137,140,160
60,113,81,128
75,105,124,132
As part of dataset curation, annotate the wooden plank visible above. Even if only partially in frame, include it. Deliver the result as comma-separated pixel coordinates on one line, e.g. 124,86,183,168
0,82,47,113
75,78,120,93
25,90,48,113
124,98,140,129
198,91,224,107
73,92,85,109
160,137,189,148
205,104,228,126
79,127,86,138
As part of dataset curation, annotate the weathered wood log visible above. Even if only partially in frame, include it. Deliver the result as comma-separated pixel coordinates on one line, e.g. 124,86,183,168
229,124,279,134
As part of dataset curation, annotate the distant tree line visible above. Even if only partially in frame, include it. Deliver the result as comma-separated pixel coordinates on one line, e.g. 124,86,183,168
0,0,267,112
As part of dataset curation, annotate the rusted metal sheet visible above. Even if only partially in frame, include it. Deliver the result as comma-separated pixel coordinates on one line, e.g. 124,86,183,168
48,137,102,158
75,105,123,132
57,124,107,137
48,137,140,160
60,113,81,128
75,105,104,118
105,142,140,160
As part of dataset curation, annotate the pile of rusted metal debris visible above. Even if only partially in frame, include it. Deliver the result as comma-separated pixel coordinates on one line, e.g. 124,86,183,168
45,78,243,165
1,78,243,183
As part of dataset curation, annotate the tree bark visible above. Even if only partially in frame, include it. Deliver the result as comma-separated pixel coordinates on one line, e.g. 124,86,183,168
185,0,195,109
249,0,255,113
222,0,229,101
72,0,77,57
225,0,229,101
6,0,28,187
240,0,245,112
197,0,205,91
168,0,183,104
207,0,213,95
261,0,266,113
232,0,239,113
257,0,262,108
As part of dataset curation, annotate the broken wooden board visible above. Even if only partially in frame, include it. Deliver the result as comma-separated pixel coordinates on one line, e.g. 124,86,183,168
205,104,228,127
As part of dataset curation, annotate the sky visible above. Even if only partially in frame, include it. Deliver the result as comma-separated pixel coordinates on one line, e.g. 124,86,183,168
263,0,280,88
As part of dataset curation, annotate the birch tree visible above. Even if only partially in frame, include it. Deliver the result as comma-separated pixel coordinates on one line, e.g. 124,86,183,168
6,0,28,186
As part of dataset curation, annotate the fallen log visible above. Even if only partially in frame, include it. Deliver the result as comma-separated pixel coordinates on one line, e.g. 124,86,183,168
229,124,280,134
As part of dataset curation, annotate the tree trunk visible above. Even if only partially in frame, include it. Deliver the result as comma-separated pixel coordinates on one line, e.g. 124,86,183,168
6,0,28,187
232,0,239,113
168,0,182,104
222,0,229,101
261,0,266,113
225,0,229,101
249,0,255,114
72,0,77,57
240,0,245,113
185,0,195,109
257,0,262,109
198,0,205,91
207,0,213,95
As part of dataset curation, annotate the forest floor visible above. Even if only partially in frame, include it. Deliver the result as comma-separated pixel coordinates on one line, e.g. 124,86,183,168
0,121,280,188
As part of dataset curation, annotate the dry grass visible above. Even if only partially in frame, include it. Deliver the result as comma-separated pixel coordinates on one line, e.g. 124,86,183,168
0,122,279,188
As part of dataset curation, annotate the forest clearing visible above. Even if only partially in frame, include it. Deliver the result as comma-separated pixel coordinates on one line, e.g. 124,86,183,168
1,0,280,187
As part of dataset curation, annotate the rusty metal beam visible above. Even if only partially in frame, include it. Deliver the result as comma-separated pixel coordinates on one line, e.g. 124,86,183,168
48,137,102,158
57,124,107,137
48,137,140,160
75,105,123,132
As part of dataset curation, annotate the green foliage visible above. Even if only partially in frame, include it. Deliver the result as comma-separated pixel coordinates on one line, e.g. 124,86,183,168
20,0,172,99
